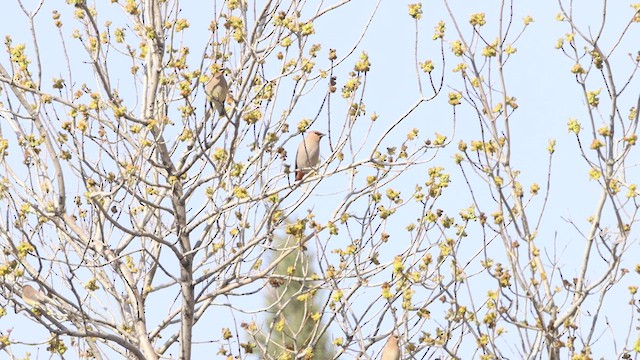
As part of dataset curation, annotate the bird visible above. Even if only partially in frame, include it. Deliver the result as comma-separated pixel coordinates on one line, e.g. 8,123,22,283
295,130,325,181
381,334,400,360
204,69,228,116
22,284,48,309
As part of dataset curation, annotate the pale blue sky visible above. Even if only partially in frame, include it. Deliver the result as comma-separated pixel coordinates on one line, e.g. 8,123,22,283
1,0,639,359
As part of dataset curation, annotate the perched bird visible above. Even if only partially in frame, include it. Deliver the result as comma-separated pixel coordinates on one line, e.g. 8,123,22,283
295,130,325,181
22,284,47,308
204,69,228,116
381,334,400,360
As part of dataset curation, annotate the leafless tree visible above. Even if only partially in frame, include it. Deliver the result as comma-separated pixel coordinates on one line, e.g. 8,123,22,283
0,0,637,359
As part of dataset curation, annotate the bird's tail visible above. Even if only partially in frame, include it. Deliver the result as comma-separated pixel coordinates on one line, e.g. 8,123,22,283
213,100,226,117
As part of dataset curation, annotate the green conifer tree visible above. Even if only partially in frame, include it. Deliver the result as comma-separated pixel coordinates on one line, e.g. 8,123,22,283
256,232,332,359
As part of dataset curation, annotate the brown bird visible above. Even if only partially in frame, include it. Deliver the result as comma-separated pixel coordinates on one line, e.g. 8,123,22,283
381,334,400,360
295,130,325,181
204,69,228,116
22,284,47,308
